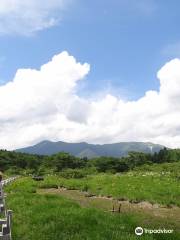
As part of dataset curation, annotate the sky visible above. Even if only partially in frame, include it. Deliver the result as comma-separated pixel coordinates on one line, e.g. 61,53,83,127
0,0,180,149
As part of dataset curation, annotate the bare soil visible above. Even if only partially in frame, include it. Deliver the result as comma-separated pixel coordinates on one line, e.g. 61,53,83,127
38,187,180,230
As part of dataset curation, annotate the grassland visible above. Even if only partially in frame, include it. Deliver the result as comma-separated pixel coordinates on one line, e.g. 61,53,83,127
38,162,180,207
4,178,151,240
4,161,180,240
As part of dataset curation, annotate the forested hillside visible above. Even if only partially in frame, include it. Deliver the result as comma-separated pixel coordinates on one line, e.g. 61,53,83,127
16,140,164,157
0,147,179,175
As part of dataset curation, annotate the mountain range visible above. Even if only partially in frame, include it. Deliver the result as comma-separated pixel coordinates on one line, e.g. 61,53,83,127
16,140,165,158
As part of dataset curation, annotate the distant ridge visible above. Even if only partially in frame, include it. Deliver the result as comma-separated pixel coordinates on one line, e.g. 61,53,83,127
15,140,165,158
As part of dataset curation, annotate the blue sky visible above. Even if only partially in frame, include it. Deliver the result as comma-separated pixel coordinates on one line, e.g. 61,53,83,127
0,0,180,99
1,0,180,149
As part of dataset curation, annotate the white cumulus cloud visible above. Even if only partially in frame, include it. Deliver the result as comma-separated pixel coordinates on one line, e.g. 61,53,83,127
0,0,72,35
0,52,180,149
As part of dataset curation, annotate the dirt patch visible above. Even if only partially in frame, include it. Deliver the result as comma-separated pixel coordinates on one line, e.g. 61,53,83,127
38,187,180,232
38,187,180,225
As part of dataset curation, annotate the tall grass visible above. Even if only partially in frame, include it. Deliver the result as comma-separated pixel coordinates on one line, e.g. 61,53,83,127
4,161,180,240
38,169,180,206
4,178,155,240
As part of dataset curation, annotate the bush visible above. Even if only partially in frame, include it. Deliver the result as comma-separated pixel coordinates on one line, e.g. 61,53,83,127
59,169,86,179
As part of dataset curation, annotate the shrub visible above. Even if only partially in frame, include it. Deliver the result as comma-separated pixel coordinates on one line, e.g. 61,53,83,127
59,169,86,179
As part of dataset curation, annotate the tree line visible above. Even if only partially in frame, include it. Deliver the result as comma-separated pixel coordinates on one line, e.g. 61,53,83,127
0,147,179,175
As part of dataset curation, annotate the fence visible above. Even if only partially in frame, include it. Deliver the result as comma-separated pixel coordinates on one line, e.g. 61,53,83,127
0,177,17,240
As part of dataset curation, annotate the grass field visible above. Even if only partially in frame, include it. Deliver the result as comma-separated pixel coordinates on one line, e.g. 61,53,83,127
4,178,149,240
4,162,180,240
38,162,180,207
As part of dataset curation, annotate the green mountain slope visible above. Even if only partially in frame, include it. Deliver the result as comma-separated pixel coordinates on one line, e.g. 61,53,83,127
16,141,165,158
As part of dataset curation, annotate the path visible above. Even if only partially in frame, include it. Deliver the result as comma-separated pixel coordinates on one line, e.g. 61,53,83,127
38,187,180,230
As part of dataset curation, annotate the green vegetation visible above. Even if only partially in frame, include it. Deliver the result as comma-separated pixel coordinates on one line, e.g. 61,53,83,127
1,148,180,239
38,161,180,207
1,147,180,176
5,178,179,240
4,178,144,240
15,141,164,158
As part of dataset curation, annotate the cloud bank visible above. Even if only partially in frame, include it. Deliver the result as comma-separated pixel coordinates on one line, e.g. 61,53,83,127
0,52,180,149
0,0,71,35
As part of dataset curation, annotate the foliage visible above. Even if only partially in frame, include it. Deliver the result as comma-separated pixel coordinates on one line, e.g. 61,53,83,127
1,147,180,176
59,168,97,179
89,157,129,173
5,178,158,240
38,161,180,207
44,152,87,172
3,176,179,239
